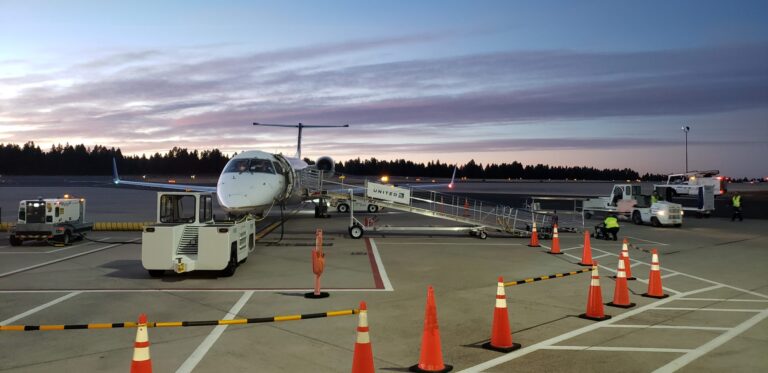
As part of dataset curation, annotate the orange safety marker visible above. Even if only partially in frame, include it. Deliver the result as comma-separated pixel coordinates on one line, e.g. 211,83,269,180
547,224,562,255
482,277,522,353
351,302,375,373
528,222,540,247
463,198,470,217
606,259,635,308
410,286,452,373
305,229,329,299
579,263,611,321
578,231,594,266
612,238,636,280
130,314,152,373
642,249,669,299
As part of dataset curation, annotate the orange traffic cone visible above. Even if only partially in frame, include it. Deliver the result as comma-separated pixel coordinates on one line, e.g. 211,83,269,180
578,231,594,266
410,286,452,373
607,259,635,308
352,301,375,373
482,277,522,353
130,314,152,373
613,239,636,280
528,222,540,247
547,224,562,255
579,264,611,321
642,249,669,299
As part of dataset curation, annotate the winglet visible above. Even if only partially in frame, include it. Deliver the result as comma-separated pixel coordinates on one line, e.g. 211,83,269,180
112,157,120,184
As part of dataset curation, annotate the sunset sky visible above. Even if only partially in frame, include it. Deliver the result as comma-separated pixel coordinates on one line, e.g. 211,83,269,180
1,0,767,176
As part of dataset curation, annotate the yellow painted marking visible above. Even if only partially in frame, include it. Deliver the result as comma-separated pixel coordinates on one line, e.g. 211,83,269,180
274,315,302,322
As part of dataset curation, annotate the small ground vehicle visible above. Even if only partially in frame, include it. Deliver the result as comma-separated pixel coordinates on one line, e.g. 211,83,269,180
141,192,255,277
582,184,683,227
10,197,93,246
655,185,715,217
660,170,726,196
330,198,382,213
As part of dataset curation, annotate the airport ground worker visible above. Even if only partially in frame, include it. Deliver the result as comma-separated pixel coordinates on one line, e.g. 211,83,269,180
598,214,620,241
651,190,661,204
731,192,743,222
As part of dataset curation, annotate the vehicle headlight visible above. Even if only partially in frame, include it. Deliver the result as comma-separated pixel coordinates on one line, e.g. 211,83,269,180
656,210,666,216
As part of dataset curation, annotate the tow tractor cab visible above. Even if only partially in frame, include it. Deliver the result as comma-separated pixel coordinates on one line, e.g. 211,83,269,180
582,184,683,227
142,192,255,277
663,170,727,196
10,196,92,246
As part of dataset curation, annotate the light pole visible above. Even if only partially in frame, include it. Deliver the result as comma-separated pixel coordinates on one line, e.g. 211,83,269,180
682,126,690,173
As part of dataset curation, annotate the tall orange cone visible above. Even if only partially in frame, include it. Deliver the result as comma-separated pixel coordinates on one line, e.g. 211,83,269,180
352,301,375,373
613,239,636,280
607,259,635,308
642,249,669,299
410,286,452,373
547,224,562,255
578,231,594,266
579,263,611,321
130,313,152,373
482,277,522,353
528,222,540,247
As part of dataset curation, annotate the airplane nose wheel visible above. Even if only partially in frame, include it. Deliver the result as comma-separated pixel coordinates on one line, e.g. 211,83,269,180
349,224,364,239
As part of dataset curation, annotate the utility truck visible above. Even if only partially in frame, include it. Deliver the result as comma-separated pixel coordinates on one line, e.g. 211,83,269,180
659,170,726,196
142,192,255,277
582,184,683,227
655,184,715,217
10,196,93,246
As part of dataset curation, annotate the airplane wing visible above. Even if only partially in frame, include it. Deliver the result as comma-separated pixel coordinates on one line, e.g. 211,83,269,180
112,158,217,193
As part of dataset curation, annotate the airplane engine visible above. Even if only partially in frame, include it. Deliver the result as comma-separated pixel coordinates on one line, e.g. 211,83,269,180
316,156,335,174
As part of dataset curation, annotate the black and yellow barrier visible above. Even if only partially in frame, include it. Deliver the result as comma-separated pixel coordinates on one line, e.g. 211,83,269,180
0,308,358,332
504,267,591,287
92,222,151,231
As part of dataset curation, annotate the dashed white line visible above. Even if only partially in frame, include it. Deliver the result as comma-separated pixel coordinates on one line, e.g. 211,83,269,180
653,309,768,372
176,290,254,373
1,292,81,325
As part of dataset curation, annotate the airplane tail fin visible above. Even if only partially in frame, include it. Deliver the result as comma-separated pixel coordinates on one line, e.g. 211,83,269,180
112,158,120,184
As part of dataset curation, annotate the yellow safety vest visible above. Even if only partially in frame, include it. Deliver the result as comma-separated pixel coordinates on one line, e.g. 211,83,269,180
651,195,658,204
604,216,619,229
732,195,741,208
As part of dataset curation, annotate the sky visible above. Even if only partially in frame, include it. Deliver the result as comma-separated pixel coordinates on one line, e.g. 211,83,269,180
1,0,767,177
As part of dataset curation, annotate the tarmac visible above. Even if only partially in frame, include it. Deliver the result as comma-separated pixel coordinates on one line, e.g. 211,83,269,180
0,178,766,372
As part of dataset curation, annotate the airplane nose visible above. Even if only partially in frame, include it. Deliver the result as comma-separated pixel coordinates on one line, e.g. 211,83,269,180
217,174,275,210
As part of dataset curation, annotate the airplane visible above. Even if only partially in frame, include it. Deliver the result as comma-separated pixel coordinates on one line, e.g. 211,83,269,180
112,122,348,218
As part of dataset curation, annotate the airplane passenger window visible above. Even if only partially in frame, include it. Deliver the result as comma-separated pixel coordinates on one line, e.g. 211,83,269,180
225,159,250,173
249,159,275,174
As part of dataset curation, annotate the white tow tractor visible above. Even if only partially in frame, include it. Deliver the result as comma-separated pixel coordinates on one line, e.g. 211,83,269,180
142,192,255,277
582,184,683,227
10,196,93,246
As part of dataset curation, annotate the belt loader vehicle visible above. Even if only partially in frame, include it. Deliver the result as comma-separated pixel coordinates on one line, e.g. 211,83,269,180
142,192,255,277
582,184,683,227
9,196,93,246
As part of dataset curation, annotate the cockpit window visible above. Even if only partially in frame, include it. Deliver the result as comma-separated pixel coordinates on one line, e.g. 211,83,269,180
248,159,275,174
225,159,250,173
224,158,275,174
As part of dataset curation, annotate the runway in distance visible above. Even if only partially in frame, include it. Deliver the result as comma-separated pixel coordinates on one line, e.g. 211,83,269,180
112,123,348,217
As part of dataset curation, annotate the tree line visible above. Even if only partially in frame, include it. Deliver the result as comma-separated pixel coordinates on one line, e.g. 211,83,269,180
0,142,666,180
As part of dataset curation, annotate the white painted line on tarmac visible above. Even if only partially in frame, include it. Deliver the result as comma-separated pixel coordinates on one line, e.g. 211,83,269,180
0,239,139,278
542,345,693,353
602,324,730,331
369,239,393,291
680,298,768,303
176,290,254,373
625,236,669,246
1,291,81,325
458,284,722,372
561,251,680,295
662,273,680,279
592,253,612,259
653,307,763,313
653,308,768,373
